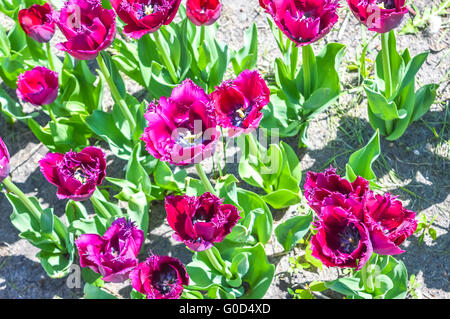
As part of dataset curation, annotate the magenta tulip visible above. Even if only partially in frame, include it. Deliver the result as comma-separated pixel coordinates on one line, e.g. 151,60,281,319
347,0,408,33
0,137,10,183
130,254,189,299
304,167,370,215
165,192,241,251
141,79,220,166
186,0,222,26
16,66,59,106
260,0,340,46
18,3,55,43
311,205,373,270
111,0,182,39
54,0,116,60
363,193,417,255
76,218,144,282
39,147,106,201
211,70,270,137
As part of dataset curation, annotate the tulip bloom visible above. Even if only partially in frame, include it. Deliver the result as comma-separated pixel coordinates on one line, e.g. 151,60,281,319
111,0,182,39
311,205,373,270
304,167,370,216
130,254,189,299
165,192,241,251
363,193,417,255
211,70,270,137
347,0,408,33
54,0,116,60
0,137,10,183
18,3,55,43
260,0,340,46
76,218,144,282
16,66,59,106
39,147,106,201
186,0,222,26
141,79,220,166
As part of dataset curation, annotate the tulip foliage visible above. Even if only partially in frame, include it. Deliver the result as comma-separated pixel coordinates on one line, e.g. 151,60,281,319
0,0,438,300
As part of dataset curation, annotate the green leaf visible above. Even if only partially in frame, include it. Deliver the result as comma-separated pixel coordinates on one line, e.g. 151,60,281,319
262,189,301,209
364,86,400,121
275,211,313,251
345,129,380,183
83,283,117,299
410,83,438,123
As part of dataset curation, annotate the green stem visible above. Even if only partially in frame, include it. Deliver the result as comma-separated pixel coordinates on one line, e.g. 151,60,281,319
46,42,55,71
96,54,136,132
302,45,312,99
153,31,179,84
2,177,66,251
204,248,232,279
44,104,57,122
290,42,299,79
220,127,227,176
195,163,217,195
381,32,394,133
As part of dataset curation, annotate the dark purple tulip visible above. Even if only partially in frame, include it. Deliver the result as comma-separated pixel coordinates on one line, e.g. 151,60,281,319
130,254,189,299
18,3,56,43
347,0,408,33
304,167,370,216
0,136,10,183
76,218,144,282
39,146,106,201
211,70,270,137
54,0,116,60
16,66,59,106
260,0,340,46
363,193,417,255
141,79,220,166
110,0,182,39
186,0,222,26
311,205,373,270
165,192,241,251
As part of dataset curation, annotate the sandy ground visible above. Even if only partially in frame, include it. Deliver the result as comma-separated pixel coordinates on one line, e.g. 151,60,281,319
0,0,449,299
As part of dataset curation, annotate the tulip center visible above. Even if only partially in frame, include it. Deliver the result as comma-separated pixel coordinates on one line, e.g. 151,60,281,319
230,106,249,127
73,167,89,184
153,266,178,295
176,130,204,147
192,207,211,224
376,0,395,9
338,224,360,254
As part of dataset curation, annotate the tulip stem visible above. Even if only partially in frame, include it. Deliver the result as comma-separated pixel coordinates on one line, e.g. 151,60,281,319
153,30,179,84
204,248,232,279
381,32,394,134
90,196,112,220
195,163,217,196
302,44,312,99
1,177,66,251
44,105,57,123
46,42,55,71
96,54,136,134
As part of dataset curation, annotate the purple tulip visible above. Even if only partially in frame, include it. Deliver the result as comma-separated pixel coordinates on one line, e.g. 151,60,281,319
363,193,417,255
186,0,222,26
76,218,144,282
347,0,408,33
130,254,189,299
211,70,270,137
304,167,370,216
0,137,11,183
260,0,340,46
54,0,116,60
311,205,373,271
18,3,56,43
141,79,220,166
39,146,106,201
110,0,182,39
16,66,59,106
165,192,241,251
